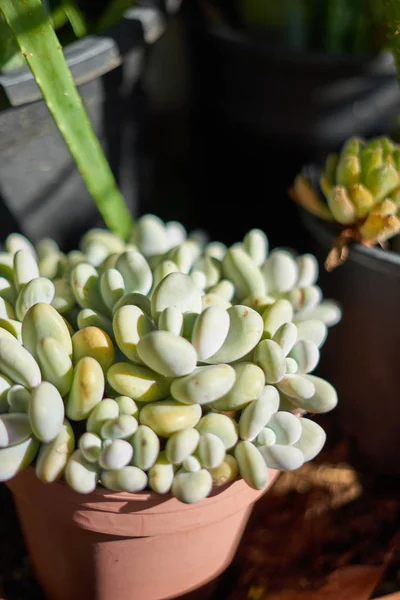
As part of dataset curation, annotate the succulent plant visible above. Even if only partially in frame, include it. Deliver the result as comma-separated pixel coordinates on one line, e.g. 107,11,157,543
0,215,340,503
291,136,400,269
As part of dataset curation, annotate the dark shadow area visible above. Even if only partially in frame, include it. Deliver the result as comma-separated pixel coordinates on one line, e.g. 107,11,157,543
0,188,23,239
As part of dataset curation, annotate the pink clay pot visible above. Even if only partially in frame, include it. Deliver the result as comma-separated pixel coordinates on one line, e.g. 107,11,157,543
7,466,279,600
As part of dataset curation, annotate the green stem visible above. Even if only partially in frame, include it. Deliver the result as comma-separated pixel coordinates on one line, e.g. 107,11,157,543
381,0,400,74
0,0,133,240
51,5,69,30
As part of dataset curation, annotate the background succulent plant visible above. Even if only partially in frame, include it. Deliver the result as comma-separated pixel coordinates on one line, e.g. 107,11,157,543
0,215,340,503
291,136,400,269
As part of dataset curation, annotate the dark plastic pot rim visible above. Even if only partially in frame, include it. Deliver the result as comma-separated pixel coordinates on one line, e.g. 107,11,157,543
0,7,165,108
300,208,400,278
203,22,396,75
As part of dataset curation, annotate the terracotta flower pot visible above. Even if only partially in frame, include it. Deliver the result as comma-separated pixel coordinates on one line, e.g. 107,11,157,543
7,466,279,600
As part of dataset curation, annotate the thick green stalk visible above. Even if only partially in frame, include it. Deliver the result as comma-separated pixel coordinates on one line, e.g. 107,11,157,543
0,0,133,240
381,0,400,75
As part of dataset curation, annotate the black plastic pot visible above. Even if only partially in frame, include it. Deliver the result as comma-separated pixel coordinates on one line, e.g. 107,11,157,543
168,11,400,251
0,7,165,250
190,21,400,156
300,209,400,475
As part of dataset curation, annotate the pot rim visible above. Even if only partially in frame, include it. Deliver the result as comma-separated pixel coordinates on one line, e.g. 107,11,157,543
300,208,400,277
8,466,278,536
9,465,278,510
202,22,396,74
0,7,165,109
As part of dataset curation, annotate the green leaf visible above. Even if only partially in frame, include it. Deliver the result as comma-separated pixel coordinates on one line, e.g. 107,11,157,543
60,0,88,39
0,11,24,70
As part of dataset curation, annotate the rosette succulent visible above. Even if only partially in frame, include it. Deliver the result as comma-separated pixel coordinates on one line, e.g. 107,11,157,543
291,136,400,269
0,215,340,503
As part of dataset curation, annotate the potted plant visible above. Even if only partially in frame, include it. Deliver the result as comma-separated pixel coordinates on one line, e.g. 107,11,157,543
0,1,341,598
0,0,166,249
0,217,340,600
288,0,400,476
290,133,400,475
